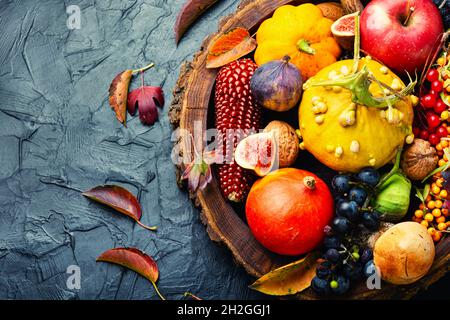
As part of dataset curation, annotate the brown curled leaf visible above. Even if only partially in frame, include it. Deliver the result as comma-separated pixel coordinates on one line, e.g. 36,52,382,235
206,27,257,69
109,70,132,126
97,247,165,300
249,252,321,296
174,0,219,44
82,185,157,231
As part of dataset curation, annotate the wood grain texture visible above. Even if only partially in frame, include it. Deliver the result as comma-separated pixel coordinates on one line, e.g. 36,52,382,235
169,0,450,299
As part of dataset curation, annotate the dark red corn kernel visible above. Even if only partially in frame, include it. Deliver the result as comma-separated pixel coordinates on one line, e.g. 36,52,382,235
215,59,262,202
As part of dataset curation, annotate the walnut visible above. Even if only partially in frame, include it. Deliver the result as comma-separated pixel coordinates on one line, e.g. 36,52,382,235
401,139,438,181
264,120,299,167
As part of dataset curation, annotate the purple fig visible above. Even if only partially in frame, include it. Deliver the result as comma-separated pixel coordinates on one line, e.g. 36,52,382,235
250,56,303,112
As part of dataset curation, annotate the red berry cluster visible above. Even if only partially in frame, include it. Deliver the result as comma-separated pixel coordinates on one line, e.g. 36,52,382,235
414,68,449,146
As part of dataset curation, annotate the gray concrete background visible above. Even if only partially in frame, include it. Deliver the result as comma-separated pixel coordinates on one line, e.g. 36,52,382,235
0,0,266,300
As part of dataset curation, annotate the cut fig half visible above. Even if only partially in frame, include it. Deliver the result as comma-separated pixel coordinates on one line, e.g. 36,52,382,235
331,11,357,50
235,132,279,177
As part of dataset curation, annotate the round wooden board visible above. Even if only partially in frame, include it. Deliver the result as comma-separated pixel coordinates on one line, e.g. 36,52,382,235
169,0,450,299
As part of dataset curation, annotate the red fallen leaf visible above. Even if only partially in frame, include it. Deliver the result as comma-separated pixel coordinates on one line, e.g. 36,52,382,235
109,70,132,126
174,0,219,44
82,185,157,231
127,86,164,126
97,247,165,300
206,27,257,69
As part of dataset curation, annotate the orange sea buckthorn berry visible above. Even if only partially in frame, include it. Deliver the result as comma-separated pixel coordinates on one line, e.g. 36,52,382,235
437,144,443,151
428,227,436,235
414,210,424,219
438,57,446,66
425,213,434,222
439,159,447,167
438,222,447,231
426,195,432,202
442,140,449,148
427,201,436,210
436,199,443,208
440,189,448,199
433,208,442,217
432,185,441,195
437,178,444,188
421,220,429,228
437,216,446,224
433,231,443,242
442,208,450,217
419,203,426,210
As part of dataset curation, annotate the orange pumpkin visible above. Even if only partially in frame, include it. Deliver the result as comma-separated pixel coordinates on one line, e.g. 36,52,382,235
254,3,341,80
245,168,334,256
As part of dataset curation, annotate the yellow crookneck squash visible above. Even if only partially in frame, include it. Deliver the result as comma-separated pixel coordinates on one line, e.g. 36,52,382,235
255,3,341,80
299,57,415,173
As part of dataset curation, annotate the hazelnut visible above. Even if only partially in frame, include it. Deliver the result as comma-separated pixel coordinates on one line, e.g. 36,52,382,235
401,139,438,181
264,121,299,167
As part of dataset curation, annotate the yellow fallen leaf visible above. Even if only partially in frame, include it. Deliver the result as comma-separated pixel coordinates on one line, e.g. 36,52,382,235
249,252,321,296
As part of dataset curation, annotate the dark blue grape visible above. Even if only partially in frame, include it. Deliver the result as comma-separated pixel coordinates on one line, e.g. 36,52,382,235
332,217,352,234
330,275,350,295
332,175,351,194
362,211,380,231
337,200,361,223
357,168,380,187
316,263,332,279
349,187,368,206
335,195,348,210
311,276,330,295
364,260,376,278
342,263,363,281
324,248,340,263
323,236,342,250
360,248,373,265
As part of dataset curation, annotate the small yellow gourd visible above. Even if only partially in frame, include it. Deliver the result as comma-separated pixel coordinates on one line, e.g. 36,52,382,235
255,3,341,80
299,57,415,173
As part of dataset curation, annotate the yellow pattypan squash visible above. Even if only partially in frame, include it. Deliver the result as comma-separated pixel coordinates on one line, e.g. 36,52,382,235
255,4,341,80
299,57,415,173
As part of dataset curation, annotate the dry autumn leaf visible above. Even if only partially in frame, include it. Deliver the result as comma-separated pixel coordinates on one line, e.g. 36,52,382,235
127,68,164,126
109,69,132,126
96,247,165,300
206,27,257,69
108,63,154,126
83,185,157,231
249,252,321,296
174,0,219,44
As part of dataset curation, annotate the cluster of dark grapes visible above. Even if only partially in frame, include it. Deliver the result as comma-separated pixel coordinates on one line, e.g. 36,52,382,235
434,0,450,29
311,168,380,296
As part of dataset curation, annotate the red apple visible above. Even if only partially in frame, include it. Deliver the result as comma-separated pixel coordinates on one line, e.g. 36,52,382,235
361,0,443,75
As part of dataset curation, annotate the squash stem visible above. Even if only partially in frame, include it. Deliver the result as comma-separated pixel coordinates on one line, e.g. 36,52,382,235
310,66,416,108
297,39,316,55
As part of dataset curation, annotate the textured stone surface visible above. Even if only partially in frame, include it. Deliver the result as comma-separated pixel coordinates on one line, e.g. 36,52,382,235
0,0,265,300
0,0,448,300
